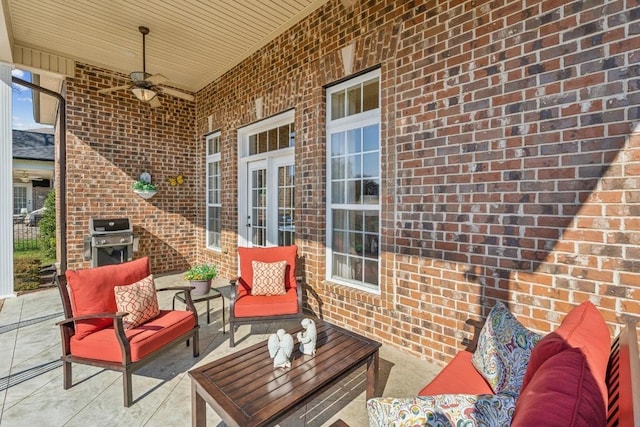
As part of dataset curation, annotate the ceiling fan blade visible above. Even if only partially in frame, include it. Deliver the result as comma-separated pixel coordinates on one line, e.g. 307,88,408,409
98,85,131,94
149,96,162,108
146,74,168,85
161,86,195,101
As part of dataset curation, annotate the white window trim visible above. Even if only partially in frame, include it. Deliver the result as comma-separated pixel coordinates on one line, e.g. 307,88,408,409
206,131,222,251
326,69,381,294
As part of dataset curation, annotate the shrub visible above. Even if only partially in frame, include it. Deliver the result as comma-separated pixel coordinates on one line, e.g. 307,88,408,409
14,257,41,291
39,190,56,259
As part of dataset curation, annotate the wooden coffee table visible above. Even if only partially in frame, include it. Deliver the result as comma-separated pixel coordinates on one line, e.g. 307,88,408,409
189,320,381,427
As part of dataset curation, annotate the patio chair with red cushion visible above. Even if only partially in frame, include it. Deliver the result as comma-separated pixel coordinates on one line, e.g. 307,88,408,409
54,257,200,407
229,245,303,347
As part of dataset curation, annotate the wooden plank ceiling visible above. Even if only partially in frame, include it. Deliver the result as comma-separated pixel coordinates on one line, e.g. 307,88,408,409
6,0,329,92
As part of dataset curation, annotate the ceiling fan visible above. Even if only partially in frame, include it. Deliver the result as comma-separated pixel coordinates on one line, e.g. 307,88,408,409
98,26,194,107
17,171,43,183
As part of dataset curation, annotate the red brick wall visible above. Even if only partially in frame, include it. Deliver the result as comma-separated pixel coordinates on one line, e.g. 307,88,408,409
64,63,198,273
195,0,640,364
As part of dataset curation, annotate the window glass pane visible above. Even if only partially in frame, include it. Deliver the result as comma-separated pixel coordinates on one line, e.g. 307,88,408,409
345,181,358,203
347,128,361,154
208,206,221,248
333,209,348,229
289,124,295,147
347,85,362,116
346,154,361,179
332,182,345,203
278,125,289,149
363,153,378,178
362,78,379,112
333,230,348,254
268,128,278,152
331,90,345,120
364,211,379,232
331,132,345,156
331,157,345,179
257,132,267,154
364,233,378,257
363,179,379,204
363,259,378,285
363,124,379,152
249,134,257,155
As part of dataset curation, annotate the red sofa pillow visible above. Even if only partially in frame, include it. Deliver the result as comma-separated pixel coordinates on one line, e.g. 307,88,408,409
550,301,610,406
66,257,151,339
521,332,570,391
511,348,606,427
238,245,298,292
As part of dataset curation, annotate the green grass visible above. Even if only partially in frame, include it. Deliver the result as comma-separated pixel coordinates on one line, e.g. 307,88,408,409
13,246,56,266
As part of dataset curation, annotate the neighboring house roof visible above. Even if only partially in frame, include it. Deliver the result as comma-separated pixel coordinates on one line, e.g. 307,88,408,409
12,129,54,161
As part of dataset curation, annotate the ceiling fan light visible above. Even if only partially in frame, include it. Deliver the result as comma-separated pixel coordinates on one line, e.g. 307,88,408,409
131,87,157,102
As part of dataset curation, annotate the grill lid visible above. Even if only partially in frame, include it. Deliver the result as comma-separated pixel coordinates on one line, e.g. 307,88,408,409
89,218,132,234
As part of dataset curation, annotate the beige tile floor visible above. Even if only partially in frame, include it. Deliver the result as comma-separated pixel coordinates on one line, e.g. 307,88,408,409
0,273,441,426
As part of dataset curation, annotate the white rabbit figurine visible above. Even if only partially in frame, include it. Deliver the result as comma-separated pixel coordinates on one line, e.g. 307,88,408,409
296,318,317,356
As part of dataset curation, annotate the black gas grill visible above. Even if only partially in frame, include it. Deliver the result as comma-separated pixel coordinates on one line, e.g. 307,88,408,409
84,218,135,267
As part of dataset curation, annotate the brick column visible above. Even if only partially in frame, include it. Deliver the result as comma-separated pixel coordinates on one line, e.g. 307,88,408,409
0,63,15,298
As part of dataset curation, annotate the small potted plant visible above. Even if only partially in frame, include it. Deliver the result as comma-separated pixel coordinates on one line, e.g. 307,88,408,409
132,172,158,199
184,263,218,295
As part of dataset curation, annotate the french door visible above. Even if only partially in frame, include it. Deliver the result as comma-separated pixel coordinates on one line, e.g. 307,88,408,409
238,110,295,248
243,156,295,247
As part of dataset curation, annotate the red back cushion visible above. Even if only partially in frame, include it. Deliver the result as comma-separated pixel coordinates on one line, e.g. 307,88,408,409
511,348,606,427
238,245,298,292
66,257,151,339
521,332,570,391
552,301,611,406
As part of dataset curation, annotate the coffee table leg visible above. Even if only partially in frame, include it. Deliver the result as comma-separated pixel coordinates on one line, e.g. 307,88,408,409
192,380,206,427
366,350,379,400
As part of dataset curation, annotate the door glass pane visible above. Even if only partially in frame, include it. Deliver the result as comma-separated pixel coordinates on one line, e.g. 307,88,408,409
278,165,295,246
251,169,267,247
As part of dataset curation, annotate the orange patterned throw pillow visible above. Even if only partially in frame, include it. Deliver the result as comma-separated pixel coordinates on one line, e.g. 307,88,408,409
113,274,160,329
251,260,287,296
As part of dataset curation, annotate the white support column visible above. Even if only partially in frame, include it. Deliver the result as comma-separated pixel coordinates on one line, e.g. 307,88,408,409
0,63,15,298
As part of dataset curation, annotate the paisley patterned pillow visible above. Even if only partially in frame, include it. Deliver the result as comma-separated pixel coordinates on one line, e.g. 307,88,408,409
367,393,517,427
471,302,541,395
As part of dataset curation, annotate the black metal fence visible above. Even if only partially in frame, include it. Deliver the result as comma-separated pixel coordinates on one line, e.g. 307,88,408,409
13,218,43,251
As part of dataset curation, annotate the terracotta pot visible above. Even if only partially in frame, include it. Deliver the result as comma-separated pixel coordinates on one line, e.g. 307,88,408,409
190,279,212,295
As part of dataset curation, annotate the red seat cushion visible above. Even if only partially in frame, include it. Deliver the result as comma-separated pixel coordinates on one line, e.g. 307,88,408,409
70,310,195,363
66,257,151,339
233,288,299,318
238,245,298,293
511,348,606,427
418,350,494,396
